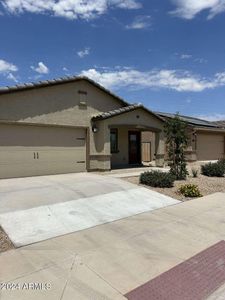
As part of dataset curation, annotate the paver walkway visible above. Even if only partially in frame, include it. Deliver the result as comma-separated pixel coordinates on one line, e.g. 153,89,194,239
126,240,225,300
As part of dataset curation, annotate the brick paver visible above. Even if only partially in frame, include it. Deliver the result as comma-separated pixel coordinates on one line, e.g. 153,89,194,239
125,241,225,300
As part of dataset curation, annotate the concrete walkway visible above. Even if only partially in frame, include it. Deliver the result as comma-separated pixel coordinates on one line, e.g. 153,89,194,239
0,192,225,299
102,166,169,178
0,173,178,247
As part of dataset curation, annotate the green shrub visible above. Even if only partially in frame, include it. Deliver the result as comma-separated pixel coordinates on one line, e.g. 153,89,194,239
178,184,202,198
191,168,198,178
218,159,225,170
140,171,175,188
201,162,225,177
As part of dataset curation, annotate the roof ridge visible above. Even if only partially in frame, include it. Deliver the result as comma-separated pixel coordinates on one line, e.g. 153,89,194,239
155,111,213,123
0,75,130,107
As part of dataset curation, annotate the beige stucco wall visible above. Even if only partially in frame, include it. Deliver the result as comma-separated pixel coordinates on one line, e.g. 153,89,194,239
0,80,123,126
103,109,164,130
92,109,165,168
92,109,163,158
0,80,125,171
111,127,129,166
0,81,165,171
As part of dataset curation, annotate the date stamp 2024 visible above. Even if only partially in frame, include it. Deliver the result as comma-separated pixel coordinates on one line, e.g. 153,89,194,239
0,282,51,291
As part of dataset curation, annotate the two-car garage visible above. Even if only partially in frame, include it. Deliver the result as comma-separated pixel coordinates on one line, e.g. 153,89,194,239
0,124,87,179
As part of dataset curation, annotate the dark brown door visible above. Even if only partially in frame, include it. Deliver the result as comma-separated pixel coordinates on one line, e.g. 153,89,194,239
128,131,141,164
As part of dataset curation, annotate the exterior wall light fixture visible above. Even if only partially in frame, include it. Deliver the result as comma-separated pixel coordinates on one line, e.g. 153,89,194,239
92,124,98,133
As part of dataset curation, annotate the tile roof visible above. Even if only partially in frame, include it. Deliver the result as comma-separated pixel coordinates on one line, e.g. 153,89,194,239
92,104,165,122
0,75,129,106
92,104,142,120
211,120,225,128
1,76,223,130
156,111,220,128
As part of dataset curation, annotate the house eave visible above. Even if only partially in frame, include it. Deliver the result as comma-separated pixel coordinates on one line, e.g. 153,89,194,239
194,126,225,133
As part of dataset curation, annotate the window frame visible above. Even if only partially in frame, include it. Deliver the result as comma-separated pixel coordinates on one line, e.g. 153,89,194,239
110,128,119,154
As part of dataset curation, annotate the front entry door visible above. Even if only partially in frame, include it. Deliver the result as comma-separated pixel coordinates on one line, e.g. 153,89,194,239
128,131,141,164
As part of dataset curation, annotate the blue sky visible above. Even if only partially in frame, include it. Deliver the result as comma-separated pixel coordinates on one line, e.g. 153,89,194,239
0,0,225,120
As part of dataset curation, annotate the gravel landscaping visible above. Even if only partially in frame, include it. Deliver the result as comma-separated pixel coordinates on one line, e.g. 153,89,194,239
0,226,14,253
124,174,225,201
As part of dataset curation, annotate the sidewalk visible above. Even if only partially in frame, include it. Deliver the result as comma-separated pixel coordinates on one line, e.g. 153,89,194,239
0,192,225,299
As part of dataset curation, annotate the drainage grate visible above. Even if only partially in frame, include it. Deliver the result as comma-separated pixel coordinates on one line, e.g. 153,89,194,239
125,241,225,300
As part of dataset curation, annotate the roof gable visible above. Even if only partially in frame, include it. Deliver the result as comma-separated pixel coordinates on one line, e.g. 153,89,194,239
0,75,129,107
92,104,165,123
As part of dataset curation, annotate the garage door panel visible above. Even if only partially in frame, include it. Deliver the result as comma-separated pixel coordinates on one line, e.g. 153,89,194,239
0,148,35,164
35,148,86,174
0,125,87,179
197,133,224,161
0,125,86,147
36,161,86,175
34,148,86,161
0,148,86,167
1,164,37,178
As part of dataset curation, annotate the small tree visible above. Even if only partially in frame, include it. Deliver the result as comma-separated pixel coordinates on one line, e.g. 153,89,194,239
165,114,188,180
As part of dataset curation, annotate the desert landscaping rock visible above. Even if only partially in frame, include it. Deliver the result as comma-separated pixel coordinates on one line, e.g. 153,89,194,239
124,174,225,201
0,226,14,252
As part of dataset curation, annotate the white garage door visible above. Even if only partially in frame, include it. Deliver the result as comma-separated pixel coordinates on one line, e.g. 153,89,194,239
0,124,86,179
197,133,224,161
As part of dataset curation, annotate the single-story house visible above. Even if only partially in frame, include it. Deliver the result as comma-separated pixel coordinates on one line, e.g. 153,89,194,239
0,76,224,179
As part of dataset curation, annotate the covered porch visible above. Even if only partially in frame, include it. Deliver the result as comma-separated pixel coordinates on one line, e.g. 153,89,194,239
90,104,166,171
110,125,159,169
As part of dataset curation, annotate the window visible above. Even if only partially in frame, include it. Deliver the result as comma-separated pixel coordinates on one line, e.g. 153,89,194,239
78,90,87,108
110,129,118,153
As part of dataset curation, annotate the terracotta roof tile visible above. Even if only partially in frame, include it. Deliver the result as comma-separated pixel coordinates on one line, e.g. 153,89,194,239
92,104,143,120
0,75,129,106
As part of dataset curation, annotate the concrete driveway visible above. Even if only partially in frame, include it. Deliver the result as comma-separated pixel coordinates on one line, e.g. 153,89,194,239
0,173,178,247
0,192,225,300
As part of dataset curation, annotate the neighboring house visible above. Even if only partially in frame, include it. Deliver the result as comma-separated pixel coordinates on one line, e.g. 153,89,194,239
0,76,224,179
157,112,225,162
212,120,225,128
